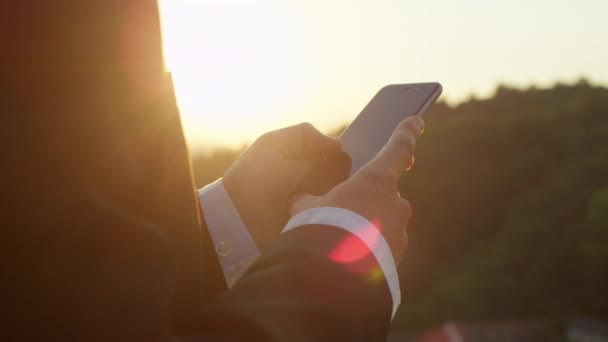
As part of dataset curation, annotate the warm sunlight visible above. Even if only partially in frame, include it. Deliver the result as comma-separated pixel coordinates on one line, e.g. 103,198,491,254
160,0,608,149
160,1,323,148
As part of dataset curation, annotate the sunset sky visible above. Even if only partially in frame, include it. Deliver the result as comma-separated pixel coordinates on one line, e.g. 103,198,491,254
159,0,608,149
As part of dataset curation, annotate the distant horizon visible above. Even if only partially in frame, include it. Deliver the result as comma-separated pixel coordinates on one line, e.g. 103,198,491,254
185,78,604,152
177,75,608,151
160,0,608,149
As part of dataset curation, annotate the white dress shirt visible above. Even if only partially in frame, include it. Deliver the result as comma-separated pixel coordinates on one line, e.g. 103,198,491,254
198,179,401,318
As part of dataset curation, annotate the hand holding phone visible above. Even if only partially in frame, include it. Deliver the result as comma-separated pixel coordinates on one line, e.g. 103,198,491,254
295,82,442,195
340,83,441,175
290,115,425,265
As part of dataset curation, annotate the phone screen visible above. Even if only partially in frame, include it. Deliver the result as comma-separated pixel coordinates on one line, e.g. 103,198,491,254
339,83,442,175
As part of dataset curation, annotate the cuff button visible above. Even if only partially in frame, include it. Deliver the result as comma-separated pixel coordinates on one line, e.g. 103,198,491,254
215,241,231,258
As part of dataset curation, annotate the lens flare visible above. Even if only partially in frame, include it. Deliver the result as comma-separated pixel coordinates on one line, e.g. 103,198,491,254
328,219,384,279
328,220,380,264
368,266,384,283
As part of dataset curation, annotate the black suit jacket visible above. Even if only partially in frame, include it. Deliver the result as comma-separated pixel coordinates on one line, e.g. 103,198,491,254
1,2,393,339
1,73,393,341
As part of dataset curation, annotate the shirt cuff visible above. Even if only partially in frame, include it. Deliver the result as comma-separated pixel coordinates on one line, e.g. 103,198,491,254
283,207,401,319
198,179,261,288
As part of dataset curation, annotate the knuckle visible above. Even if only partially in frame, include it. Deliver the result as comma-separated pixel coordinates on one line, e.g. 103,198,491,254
398,117,423,139
298,122,315,132
398,199,412,220
256,131,275,144
398,117,418,133
392,234,407,262
400,198,411,212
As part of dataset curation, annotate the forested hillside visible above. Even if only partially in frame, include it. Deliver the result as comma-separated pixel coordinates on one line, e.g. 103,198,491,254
191,81,608,332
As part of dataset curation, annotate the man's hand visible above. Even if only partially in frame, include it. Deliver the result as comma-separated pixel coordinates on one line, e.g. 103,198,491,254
290,116,425,264
223,123,346,251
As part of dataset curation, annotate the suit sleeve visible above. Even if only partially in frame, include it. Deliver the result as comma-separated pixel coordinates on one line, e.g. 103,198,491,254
179,223,395,341
3,77,396,341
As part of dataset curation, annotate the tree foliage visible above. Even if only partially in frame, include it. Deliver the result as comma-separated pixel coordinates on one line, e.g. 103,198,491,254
191,81,608,331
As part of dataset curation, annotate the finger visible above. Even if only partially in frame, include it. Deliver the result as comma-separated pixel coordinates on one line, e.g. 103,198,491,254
288,193,320,216
414,116,425,137
392,230,408,266
397,231,408,265
367,116,424,181
399,198,412,223
262,123,341,159
395,199,411,263
404,155,415,171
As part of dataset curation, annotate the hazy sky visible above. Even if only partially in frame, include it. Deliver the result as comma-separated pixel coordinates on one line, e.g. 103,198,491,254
160,0,608,149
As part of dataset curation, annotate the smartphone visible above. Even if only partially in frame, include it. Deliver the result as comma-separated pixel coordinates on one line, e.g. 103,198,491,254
340,82,442,175
293,82,442,196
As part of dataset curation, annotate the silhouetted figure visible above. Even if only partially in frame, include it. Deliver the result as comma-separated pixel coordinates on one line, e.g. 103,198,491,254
2,1,226,338
1,1,408,340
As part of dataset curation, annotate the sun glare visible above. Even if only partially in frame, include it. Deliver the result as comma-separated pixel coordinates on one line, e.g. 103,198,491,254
160,1,308,148
160,0,608,149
